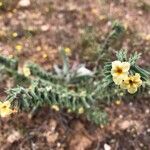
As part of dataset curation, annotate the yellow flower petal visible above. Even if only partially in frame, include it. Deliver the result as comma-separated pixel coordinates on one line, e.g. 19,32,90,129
122,62,130,72
112,61,122,69
0,101,11,108
128,87,137,94
113,76,123,85
0,101,13,117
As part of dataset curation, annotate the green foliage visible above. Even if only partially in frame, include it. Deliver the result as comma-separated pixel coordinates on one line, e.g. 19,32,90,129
7,80,93,112
94,21,125,71
86,108,108,125
102,21,125,51
116,49,141,65
0,56,30,86
0,56,18,70
27,63,61,83
6,78,108,125
0,21,149,125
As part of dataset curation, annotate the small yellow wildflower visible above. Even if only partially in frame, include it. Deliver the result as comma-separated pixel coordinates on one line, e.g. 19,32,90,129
12,32,18,38
64,47,71,56
0,101,13,117
0,2,3,7
67,109,72,113
91,8,99,15
115,100,121,105
23,66,31,77
145,34,150,41
15,44,23,52
8,55,13,59
42,53,48,58
111,61,130,85
100,124,104,129
120,73,142,94
51,105,59,111
98,15,107,21
36,46,42,51
78,107,84,114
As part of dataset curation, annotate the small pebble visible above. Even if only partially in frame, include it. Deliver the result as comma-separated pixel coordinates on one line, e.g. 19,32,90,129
145,109,149,114
104,143,111,150
147,128,150,133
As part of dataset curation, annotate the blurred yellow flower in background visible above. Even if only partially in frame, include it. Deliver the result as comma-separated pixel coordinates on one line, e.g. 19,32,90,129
78,107,84,114
120,73,142,94
15,44,23,53
111,61,130,85
67,109,72,113
12,32,18,38
145,34,150,41
0,2,3,7
64,47,71,56
42,53,48,58
23,66,31,77
51,105,59,111
36,46,42,51
115,100,122,105
0,101,13,117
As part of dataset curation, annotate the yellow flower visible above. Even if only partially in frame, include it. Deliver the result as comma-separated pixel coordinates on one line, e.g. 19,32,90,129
12,32,18,37
0,2,3,7
111,61,130,85
42,53,48,58
0,101,13,117
67,109,72,113
64,47,71,56
23,66,31,77
120,73,142,94
115,100,121,105
78,107,84,114
36,46,42,51
51,105,59,111
15,44,23,52
145,34,150,41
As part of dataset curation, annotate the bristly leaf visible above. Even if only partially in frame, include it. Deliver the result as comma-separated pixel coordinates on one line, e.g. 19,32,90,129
129,51,141,65
116,49,128,62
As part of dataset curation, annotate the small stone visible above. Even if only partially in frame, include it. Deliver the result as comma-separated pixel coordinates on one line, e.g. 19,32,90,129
7,130,21,143
104,143,111,150
41,24,49,31
145,109,149,114
57,142,61,147
129,102,133,106
107,21,112,27
119,120,131,130
18,0,31,7
138,10,143,15
119,115,123,119
147,128,150,133
44,132,59,144
139,143,144,147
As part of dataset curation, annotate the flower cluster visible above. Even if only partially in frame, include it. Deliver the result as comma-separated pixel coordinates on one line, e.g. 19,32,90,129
111,60,142,94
